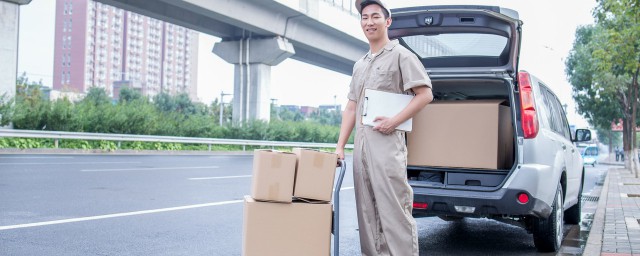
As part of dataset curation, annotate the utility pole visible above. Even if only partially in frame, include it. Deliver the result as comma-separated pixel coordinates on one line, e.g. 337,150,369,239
219,91,232,126
271,98,279,119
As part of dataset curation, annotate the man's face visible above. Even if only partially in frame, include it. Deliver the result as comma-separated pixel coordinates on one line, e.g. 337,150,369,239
360,4,391,42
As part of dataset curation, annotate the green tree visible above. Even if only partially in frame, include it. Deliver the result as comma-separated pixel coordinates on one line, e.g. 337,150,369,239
309,109,342,126
0,93,14,126
153,92,196,115
46,98,76,131
153,92,175,112
174,93,196,115
11,77,49,130
566,0,640,171
119,87,142,103
277,107,304,122
82,87,111,106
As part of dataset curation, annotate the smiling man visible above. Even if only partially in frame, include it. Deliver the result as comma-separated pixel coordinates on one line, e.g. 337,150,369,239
334,0,433,255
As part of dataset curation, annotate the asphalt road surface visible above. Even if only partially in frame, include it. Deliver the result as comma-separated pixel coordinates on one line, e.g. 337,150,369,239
0,154,607,255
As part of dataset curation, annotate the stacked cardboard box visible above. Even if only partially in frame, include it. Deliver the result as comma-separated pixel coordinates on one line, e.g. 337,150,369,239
243,149,338,256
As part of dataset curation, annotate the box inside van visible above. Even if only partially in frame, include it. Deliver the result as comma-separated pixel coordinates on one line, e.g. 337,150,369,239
406,79,516,187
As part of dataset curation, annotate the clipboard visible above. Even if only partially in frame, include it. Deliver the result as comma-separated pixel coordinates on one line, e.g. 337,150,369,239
362,89,414,132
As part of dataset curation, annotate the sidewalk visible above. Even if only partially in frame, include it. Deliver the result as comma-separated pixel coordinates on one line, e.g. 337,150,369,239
584,159,640,256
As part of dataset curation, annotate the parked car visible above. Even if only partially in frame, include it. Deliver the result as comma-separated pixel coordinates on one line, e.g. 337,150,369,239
389,5,592,252
580,145,599,166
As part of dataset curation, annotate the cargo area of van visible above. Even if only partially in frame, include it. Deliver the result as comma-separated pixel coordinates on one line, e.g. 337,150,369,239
406,78,517,189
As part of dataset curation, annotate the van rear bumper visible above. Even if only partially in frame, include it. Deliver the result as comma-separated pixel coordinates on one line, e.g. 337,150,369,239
411,186,551,218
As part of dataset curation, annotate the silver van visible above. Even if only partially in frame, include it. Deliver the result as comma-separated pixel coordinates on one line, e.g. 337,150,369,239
389,5,592,252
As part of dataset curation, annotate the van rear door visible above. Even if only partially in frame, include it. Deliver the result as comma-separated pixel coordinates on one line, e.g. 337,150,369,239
388,5,522,80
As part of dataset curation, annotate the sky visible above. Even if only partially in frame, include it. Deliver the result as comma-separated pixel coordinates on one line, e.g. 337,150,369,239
17,0,597,128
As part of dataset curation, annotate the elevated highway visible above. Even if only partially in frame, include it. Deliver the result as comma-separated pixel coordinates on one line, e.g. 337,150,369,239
94,0,369,122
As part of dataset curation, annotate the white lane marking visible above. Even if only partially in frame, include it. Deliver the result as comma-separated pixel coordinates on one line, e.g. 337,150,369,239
189,175,252,180
0,161,140,165
0,156,74,159
81,166,219,172
0,200,243,231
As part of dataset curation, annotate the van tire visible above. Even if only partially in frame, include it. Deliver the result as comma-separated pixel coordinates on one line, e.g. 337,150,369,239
564,192,581,224
533,183,563,252
565,171,584,225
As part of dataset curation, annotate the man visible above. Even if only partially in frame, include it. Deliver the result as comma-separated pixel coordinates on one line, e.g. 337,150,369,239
335,1,433,255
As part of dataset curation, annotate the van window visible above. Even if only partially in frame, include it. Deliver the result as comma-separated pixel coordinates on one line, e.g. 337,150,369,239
539,85,571,140
583,147,598,156
539,86,560,134
402,34,508,58
556,100,572,140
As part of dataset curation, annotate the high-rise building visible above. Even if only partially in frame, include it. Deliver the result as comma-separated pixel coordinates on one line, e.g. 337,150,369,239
53,0,199,100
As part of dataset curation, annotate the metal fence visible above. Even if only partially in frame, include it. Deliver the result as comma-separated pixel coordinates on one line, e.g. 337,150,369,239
0,129,353,151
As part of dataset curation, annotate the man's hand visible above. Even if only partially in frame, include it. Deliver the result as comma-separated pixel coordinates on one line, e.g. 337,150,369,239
335,147,345,160
373,116,397,135
335,148,345,167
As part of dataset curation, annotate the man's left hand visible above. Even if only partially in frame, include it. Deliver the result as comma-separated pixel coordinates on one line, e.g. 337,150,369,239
373,116,397,135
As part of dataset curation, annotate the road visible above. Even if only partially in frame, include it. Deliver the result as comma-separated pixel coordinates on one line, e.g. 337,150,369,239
0,154,608,255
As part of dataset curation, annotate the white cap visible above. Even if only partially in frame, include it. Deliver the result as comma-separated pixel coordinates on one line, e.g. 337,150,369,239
355,0,391,17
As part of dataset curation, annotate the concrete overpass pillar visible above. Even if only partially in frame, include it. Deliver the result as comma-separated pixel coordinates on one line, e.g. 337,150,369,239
0,1,22,103
213,36,294,123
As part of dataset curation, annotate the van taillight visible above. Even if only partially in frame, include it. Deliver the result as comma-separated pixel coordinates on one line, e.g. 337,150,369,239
413,202,428,209
518,72,539,139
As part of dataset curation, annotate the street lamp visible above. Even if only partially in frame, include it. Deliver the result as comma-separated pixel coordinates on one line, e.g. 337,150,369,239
219,91,232,126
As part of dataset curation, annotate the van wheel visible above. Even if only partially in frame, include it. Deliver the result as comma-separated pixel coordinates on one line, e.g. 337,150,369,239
565,192,581,225
533,183,563,252
565,171,584,224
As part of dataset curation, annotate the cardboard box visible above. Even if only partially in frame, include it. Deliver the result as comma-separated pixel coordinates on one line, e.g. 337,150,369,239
251,150,297,203
242,196,332,256
293,148,338,202
407,100,514,169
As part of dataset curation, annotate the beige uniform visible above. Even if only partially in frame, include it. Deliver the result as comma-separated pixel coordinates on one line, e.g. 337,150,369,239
348,39,432,256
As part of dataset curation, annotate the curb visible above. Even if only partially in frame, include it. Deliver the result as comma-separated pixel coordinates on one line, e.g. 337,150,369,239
583,167,610,256
599,161,625,167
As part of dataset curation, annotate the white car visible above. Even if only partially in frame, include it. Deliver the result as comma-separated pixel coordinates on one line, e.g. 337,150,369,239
580,145,599,166
389,5,592,252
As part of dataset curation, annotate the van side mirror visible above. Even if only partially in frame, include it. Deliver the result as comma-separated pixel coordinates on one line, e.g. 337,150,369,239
573,129,591,142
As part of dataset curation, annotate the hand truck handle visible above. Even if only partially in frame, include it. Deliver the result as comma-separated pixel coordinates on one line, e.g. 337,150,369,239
333,159,347,256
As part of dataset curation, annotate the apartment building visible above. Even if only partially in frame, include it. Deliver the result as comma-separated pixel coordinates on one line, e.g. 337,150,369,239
52,0,199,100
